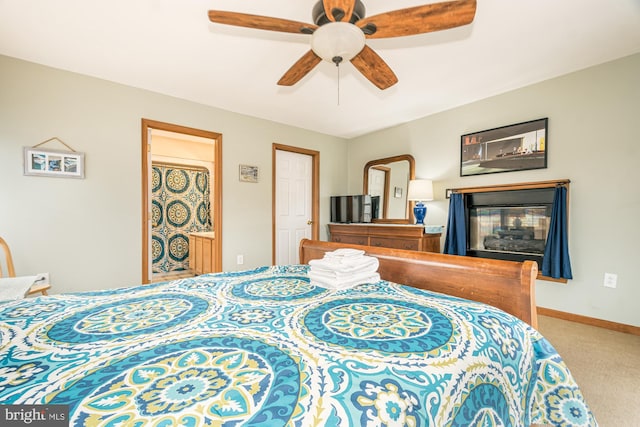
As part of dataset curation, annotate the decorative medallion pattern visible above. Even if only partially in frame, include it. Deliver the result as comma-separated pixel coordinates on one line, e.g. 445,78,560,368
0,265,596,426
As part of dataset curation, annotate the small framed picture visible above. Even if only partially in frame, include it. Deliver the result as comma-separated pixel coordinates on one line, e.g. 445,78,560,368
24,147,85,178
239,164,258,183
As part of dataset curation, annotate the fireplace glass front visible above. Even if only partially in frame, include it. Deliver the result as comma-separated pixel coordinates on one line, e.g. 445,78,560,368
469,205,550,257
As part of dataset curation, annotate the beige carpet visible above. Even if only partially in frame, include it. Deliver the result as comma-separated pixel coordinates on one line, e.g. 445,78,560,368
537,315,640,426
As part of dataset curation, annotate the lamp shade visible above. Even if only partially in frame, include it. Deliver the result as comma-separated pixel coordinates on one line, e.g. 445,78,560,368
407,179,434,202
311,22,365,64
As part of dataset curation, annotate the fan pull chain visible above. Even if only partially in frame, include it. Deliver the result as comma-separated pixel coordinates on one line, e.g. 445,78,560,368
337,63,341,106
332,56,343,106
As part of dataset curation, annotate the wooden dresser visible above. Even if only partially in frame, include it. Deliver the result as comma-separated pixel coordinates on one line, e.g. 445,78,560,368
328,223,441,253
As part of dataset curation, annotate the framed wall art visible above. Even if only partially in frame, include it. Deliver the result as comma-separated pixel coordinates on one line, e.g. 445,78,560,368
239,164,259,183
460,118,548,177
23,147,85,179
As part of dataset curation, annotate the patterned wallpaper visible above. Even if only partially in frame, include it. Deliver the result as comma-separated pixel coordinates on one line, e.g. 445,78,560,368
152,164,211,274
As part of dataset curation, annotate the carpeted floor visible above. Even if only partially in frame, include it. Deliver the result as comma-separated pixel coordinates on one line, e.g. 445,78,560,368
537,315,640,426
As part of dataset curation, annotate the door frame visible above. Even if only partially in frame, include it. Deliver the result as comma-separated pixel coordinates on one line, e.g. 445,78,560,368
272,143,320,265
141,118,223,284
369,165,391,219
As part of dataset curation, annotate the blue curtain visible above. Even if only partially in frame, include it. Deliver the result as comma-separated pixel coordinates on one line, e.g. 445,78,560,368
542,186,573,279
443,193,467,255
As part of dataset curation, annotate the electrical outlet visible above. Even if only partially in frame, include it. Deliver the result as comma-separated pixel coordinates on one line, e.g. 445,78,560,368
237,255,244,265
603,272,617,288
34,272,50,284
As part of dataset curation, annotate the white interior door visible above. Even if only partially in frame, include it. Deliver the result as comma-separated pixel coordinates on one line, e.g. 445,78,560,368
275,149,312,265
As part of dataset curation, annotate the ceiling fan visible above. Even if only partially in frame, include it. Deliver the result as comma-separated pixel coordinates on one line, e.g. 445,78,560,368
208,0,476,90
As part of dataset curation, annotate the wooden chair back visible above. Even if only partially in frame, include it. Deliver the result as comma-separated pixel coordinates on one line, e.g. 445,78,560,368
0,236,16,278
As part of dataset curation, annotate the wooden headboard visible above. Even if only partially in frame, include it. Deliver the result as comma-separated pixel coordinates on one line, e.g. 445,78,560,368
299,239,538,327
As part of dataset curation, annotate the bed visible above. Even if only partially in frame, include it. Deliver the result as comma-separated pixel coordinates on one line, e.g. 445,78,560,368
0,239,595,426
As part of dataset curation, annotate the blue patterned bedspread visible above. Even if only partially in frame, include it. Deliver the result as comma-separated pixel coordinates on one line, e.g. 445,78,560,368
0,265,596,426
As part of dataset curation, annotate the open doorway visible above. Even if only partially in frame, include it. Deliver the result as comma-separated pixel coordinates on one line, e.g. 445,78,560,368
141,119,222,284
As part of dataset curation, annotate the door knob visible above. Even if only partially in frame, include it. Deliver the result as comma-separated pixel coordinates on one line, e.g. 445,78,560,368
307,220,313,225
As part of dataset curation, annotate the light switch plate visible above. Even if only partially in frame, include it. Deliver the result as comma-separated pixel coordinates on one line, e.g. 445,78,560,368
603,273,617,288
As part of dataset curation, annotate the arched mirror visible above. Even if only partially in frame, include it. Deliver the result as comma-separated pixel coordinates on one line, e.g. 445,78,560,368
363,154,415,223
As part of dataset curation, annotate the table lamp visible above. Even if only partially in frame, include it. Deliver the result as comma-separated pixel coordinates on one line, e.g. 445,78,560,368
407,179,434,225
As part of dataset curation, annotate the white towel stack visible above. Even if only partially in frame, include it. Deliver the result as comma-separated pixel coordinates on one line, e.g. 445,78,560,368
308,248,380,290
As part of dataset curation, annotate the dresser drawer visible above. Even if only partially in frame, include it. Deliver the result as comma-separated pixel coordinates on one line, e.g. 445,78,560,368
330,234,368,246
370,237,421,251
328,223,440,253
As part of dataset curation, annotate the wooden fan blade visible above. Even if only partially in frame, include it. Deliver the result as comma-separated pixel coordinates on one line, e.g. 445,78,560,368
208,10,317,34
350,45,398,90
278,50,322,86
323,0,357,22
356,0,476,39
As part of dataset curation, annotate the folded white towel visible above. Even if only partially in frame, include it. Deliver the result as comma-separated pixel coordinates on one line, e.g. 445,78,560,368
310,271,380,290
308,269,354,282
309,256,379,275
313,255,376,267
324,248,365,258
308,249,380,290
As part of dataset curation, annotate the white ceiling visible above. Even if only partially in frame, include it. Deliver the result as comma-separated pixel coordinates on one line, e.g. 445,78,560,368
1,0,639,139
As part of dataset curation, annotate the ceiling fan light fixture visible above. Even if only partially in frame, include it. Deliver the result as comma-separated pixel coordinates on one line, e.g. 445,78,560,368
209,0,476,89
311,22,365,64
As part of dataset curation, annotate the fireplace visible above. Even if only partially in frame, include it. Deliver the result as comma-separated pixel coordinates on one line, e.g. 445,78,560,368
464,188,555,267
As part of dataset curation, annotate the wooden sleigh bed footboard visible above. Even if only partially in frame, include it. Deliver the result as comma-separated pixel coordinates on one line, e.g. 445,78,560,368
299,239,538,328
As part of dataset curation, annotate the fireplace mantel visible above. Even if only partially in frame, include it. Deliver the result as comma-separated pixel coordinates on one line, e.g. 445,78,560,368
449,179,570,195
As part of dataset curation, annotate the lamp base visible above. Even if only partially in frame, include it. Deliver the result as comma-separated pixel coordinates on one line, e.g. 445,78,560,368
413,202,427,225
